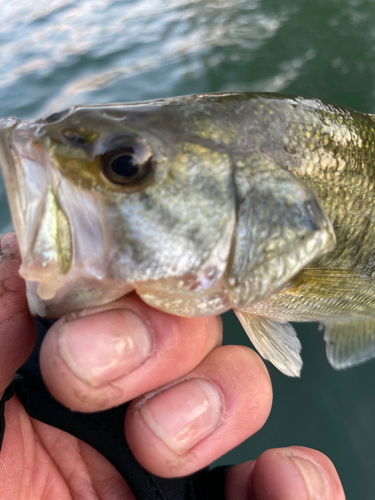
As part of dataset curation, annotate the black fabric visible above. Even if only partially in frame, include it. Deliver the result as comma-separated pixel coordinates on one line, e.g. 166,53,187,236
0,318,232,499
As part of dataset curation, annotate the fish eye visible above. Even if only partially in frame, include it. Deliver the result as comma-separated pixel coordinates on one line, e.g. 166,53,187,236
100,137,153,186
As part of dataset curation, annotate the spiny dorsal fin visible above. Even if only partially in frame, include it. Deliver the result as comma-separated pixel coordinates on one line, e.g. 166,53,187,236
324,319,375,370
234,310,302,377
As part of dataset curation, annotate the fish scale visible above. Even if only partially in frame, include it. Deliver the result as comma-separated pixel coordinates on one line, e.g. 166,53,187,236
1,92,375,376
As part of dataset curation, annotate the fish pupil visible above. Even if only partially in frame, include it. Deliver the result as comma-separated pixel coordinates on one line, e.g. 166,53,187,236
111,154,139,178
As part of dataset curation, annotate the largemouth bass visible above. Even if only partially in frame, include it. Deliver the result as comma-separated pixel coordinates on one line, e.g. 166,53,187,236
1,92,375,377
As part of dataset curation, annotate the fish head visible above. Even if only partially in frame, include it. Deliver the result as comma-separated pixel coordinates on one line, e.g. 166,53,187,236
0,102,236,316
0,95,337,319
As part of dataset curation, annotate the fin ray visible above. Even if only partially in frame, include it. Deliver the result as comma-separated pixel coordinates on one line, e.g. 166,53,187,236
324,319,375,369
234,310,302,377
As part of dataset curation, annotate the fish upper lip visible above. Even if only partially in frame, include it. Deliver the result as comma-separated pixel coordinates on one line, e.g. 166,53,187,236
0,124,61,277
0,116,21,133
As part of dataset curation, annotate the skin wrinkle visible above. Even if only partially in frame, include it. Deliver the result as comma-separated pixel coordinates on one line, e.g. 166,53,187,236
67,456,96,500
42,475,65,500
78,441,135,500
5,399,35,500
78,441,105,500
69,377,124,411
0,256,23,298
0,276,24,299
29,419,63,500
31,419,98,500
165,448,199,474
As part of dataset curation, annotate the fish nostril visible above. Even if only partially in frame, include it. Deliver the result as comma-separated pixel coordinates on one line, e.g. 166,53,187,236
62,129,85,143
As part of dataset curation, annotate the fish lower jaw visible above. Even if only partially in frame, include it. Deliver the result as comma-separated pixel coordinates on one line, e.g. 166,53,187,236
25,276,135,318
37,280,64,301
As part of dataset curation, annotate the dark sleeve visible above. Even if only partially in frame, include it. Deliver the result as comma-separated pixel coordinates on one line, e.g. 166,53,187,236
0,318,232,500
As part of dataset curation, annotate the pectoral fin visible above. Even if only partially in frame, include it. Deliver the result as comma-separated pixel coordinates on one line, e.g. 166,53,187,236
324,319,375,370
234,310,302,377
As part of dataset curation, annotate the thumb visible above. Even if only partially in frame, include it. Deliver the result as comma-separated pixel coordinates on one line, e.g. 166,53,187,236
0,233,36,397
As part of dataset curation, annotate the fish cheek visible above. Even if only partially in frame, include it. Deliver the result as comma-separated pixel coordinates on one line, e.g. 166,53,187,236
53,151,106,191
114,143,237,316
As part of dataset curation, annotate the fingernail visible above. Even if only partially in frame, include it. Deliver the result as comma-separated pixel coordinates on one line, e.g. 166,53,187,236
140,378,223,455
288,453,327,499
58,308,153,387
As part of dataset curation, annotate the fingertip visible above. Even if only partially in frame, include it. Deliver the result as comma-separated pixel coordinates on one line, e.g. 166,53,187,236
286,446,345,500
251,446,345,500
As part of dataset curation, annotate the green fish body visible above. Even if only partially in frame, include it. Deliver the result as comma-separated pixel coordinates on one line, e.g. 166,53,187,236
1,92,375,376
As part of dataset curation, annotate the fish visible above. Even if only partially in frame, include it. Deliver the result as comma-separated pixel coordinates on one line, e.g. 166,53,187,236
1,92,375,377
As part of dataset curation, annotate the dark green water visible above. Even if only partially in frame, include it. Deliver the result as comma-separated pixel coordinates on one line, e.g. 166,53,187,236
1,0,375,497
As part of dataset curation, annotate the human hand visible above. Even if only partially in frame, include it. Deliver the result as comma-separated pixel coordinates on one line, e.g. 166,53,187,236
0,232,345,499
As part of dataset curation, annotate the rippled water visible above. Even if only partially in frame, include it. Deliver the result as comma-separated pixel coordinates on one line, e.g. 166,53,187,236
3,0,375,124
2,1,375,498
1,0,280,118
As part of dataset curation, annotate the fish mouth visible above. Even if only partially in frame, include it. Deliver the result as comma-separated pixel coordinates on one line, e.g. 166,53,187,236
0,120,76,306
0,121,65,281
0,120,133,317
